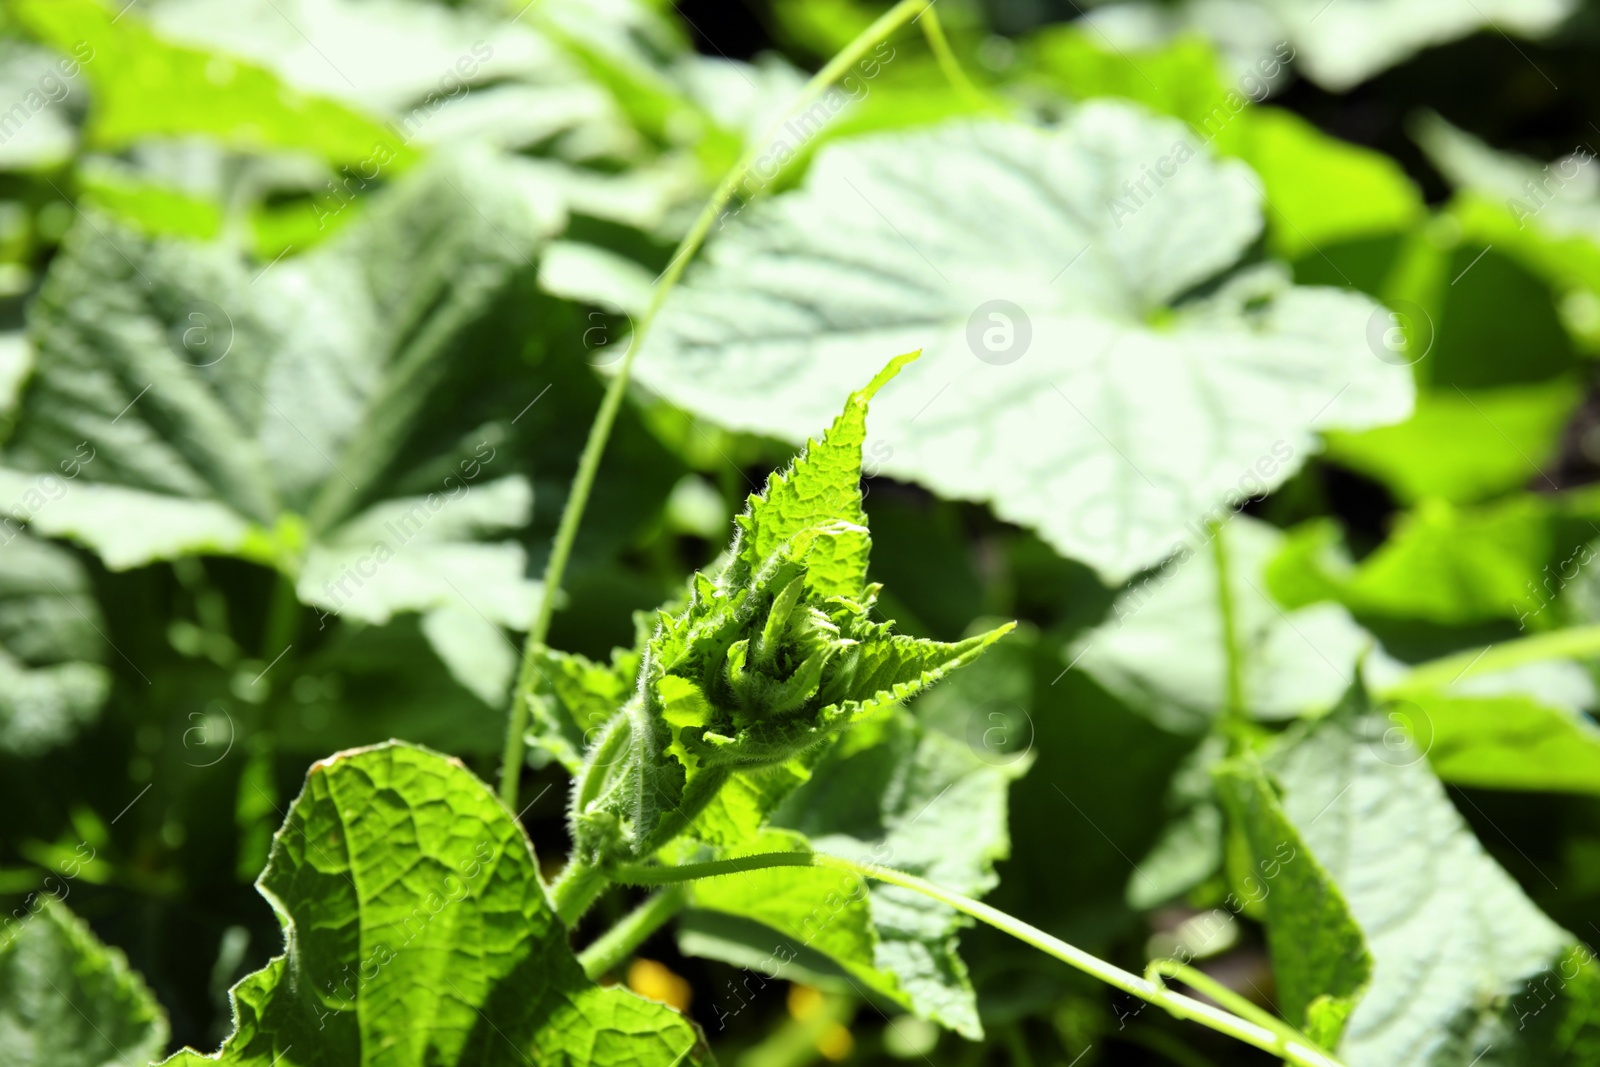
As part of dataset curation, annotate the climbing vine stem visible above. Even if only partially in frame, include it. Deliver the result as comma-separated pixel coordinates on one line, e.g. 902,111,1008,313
611,852,1348,1067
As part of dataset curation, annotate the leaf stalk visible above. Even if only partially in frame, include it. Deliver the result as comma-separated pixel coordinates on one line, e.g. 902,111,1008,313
578,886,689,980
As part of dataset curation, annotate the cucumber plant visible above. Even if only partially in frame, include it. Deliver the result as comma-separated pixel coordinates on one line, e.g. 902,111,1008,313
3,1,1600,1066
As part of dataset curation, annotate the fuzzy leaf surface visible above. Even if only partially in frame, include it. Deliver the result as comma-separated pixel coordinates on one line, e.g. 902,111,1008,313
163,742,707,1067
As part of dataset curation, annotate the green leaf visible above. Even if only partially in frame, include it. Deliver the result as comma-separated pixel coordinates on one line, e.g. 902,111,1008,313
523,642,641,775
1388,661,1600,797
678,706,1026,1040
1126,736,1227,909
162,741,708,1066
1277,0,1573,91
1111,0,1574,92
636,105,1413,582
570,358,1011,863
1222,106,1423,258
1019,27,1234,129
1406,113,1600,353
1213,757,1371,1050
1263,686,1585,1066
0,898,169,1066
1339,496,1551,624
729,352,912,600
0,532,110,757
0,42,82,170
280,615,509,758
1017,28,1422,257
1,150,550,677
127,0,641,164
12,0,414,166
1269,497,1557,625
1324,379,1583,505
1071,516,1372,734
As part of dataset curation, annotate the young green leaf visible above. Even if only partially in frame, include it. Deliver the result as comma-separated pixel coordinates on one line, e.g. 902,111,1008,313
1213,757,1371,1051
636,104,1413,583
568,356,1012,865
0,532,110,757
163,741,708,1067
0,898,169,1067
523,641,642,774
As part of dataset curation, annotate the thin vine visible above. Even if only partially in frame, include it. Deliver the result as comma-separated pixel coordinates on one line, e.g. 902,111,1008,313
609,852,1348,1067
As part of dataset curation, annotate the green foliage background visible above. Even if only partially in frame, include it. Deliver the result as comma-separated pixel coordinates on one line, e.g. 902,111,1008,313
2,0,1600,1065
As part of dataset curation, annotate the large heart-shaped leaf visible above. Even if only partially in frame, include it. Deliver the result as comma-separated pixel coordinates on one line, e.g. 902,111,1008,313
636,104,1412,581
163,742,708,1067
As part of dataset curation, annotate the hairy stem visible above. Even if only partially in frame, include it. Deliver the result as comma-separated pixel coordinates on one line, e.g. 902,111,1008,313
499,0,942,807
615,851,1347,1067
1389,622,1600,694
578,886,688,980
550,856,609,926
612,851,816,886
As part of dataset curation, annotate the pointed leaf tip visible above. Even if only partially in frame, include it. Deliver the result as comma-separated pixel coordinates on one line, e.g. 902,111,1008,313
855,350,920,405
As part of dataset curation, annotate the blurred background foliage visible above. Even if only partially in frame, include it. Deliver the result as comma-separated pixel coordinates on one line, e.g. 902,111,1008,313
3,0,1600,1064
